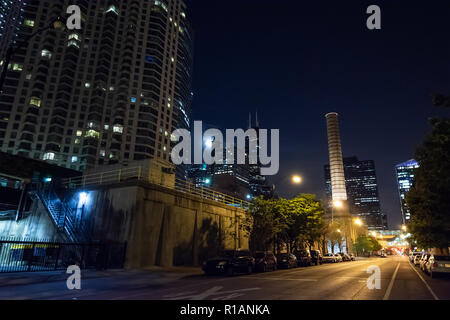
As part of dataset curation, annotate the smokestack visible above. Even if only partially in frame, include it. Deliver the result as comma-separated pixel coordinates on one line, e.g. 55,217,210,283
325,112,347,201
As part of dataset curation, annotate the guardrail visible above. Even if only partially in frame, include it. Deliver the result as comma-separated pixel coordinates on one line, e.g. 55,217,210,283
61,166,250,210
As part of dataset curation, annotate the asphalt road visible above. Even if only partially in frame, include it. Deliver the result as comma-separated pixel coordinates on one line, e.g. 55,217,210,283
1,256,449,300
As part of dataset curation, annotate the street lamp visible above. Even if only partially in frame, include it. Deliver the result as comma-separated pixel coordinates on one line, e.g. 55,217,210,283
292,175,302,184
354,218,363,226
401,225,407,232
0,16,66,94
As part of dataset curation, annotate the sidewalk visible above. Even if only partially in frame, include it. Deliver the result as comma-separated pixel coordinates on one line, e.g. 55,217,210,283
0,266,203,288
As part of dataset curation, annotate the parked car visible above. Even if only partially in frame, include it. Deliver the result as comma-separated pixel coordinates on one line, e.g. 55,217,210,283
294,249,312,267
420,254,431,272
254,251,277,272
425,255,450,278
409,251,422,262
276,253,297,269
413,254,423,266
202,249,255,276
334,253,343,262
337,252,351,261
322,253,338,263
310,250,323,265
349,253,356,261
380,252,388,258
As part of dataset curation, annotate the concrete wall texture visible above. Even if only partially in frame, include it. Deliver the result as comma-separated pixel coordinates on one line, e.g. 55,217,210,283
74,181,249,269
0,200,62,241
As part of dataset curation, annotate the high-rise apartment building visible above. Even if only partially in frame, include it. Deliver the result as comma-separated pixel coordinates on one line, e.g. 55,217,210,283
395,159,419,224
0,0,193,172
325,156,386,230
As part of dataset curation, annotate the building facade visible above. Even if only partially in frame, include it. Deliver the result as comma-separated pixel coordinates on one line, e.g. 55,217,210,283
325,156,386,230
0,0,25,62
0,0,193,172
395,159,419,224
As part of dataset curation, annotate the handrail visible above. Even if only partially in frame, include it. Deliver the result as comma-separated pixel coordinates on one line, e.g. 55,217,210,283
61,165,250,209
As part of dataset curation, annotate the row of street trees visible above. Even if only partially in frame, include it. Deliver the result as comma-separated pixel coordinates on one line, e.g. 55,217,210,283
405,95,450,253
241,194,365,254
241,194,325,253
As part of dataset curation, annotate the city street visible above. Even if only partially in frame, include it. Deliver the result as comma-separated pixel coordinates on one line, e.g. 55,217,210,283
1,256,449,300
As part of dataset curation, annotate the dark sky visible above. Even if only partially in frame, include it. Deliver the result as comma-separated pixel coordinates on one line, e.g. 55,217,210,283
185,0,450,229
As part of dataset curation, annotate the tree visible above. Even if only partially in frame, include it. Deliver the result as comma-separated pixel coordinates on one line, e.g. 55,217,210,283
352,235,381,256
406,98,450,252
242,194,325,254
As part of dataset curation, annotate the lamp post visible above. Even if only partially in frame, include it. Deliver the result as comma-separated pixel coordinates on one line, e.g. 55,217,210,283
0,16,66,94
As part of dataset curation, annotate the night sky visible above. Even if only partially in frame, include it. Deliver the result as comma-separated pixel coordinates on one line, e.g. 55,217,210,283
185,0,450,229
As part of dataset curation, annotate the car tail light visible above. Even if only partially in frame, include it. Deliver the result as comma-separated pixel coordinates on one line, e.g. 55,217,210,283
433,262,438,268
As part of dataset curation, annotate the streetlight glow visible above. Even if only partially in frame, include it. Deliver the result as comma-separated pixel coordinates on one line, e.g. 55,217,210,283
401,225,407,232
292,175,302,184
354,218,362,226
333,200,343,208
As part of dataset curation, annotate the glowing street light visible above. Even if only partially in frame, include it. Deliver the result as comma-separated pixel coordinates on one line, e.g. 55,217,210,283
401,225,407,232
292,175,302,184
333,200,343,208
354,218,363,226
337,229,341,233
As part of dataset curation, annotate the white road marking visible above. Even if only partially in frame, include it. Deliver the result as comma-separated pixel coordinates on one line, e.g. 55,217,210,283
163,286,261,300
408,262,439,300
383,262,400,300
244,276,317,282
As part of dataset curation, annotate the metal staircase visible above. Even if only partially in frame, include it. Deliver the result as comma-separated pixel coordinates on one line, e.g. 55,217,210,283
35,186,89,243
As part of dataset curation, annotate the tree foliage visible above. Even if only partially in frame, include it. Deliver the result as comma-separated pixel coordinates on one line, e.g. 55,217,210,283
406,117,450,249
243,194,325,253
352,235,381,255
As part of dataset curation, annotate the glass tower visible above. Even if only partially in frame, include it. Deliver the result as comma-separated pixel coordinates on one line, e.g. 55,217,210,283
395,159,419,224
325,156,386,230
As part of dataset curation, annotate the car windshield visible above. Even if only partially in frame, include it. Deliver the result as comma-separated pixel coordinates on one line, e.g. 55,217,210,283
221,250,236,258
255,253,265,259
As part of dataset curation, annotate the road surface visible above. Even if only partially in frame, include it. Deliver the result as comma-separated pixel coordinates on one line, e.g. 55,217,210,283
1,256,449,300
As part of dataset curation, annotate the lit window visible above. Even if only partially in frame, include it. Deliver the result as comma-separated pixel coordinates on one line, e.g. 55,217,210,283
41,50,52,59
30,97,41,107
171,57,175,63
104,125,110,130
105,5,119,15
43,153,55,161
181,12,186,19
131,97,137,103
75,138,81,144
164,131,168,137
24,20,35,27
67,40,80,48
85,82,90,88
76,130,83,137
113,125,123,134
71,156,78,163
68,33,80,41
163,146,167,152
85,130,100,139
12,63,23,71
100,150,106,157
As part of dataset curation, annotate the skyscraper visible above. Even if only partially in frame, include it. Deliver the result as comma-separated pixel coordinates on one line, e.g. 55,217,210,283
325,156,387,230
395,159,419,224
0,0,25,61
0,0,193,172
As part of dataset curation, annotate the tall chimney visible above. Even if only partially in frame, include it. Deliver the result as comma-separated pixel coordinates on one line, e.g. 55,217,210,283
325,112,347,202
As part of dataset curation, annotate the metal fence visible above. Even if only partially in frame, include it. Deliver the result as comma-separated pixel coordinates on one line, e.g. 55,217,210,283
61,166,250,209
0,240,127,273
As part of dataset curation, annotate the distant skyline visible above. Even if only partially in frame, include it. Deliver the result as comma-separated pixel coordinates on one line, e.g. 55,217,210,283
187,0,450,229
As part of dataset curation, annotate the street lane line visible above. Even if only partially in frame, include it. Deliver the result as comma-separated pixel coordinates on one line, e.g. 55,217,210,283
244,276,317,282
382,262,400,300
409,262,439,300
